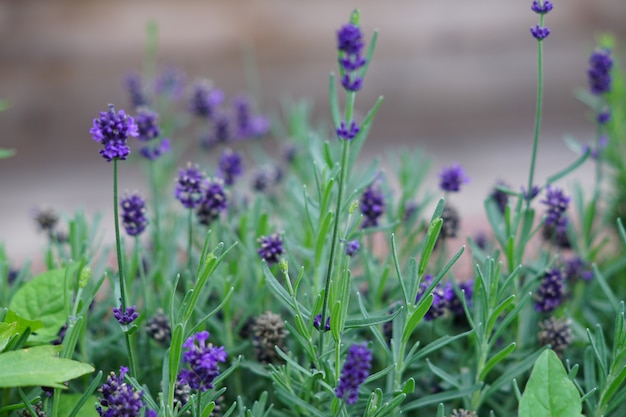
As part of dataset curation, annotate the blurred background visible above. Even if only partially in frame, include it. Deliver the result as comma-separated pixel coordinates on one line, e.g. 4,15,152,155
1,0,625,261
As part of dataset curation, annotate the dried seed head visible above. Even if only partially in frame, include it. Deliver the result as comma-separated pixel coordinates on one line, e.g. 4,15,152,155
538,316,572,356
145,309,172,346
252,311,288,364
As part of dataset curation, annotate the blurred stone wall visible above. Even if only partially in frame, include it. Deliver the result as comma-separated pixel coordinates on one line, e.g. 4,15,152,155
0,0,624,260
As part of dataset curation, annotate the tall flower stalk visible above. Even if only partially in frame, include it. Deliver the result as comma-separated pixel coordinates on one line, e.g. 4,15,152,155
90,104,139,376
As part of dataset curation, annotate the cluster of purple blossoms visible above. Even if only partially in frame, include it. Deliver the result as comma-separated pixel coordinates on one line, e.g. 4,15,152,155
530,0,553,40
196,178,228,226
233,96,271,139
563,257,593,282
124,72,148,108
336,120,360,141
439,164,469,193
201,113,231,149
582,136,608,160
588,48,613,95
597,110,611,125
335,342,372,405
258,233,284,265
337,23,367,92
134,107,170,161
175,163,207,209
360,183,385,228
522,185,540,202
345,239,360,257
90,104,139,162
217,148,244,186
155,66,185,100
534,268,565,312
415,274,449,321
445,280,474,317
541,186,570,233
190,79,224,119
313,314,331,332
112,305,139,325
489,182,510,214
120,192,148,236
178,331,227,392
97,366,145,417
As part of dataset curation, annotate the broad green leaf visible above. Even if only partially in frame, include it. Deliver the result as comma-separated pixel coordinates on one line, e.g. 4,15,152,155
0,149,15,159
4,309,44,335
9,267,74,343
57,394,99,417
0,322,17,351
518,349,582,417
0,345,94,388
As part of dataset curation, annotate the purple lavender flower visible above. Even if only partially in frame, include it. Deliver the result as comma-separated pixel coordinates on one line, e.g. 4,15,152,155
178,331,227,392
582,136,608,160
124,72,148,108
335,342,372,405
135,108,160,142
445,280,474,317
360,183,385,228
112,305,139,325
175,163,207,209
139,138,171,161
251,166,281,193
257,233,284,265
490,182,509,214
415,274,448,321
313,314,331,332
534,268,565,312
154,66,185,100
530,25,551,40
563,257,593,282
588,48,613,95
403,201,419,222
97,366,144,417
217,148,244,186
531,0,553,14
190,80,224,118
541,186,569,232
439,164,469,193
336,120,360,141
196,178,228,226
345,239,360,257
120,192,148,236
522,185,540,201
337,23,367,92
90,104,138,162
597,110,611,125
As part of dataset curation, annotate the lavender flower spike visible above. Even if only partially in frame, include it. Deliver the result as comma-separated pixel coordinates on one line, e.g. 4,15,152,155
217,148,244,186
120,192,148,236
588,48,613,95
257,233,284,265
97,366,144,417
178,331,227,392
113,305,139,325
534,268,565,312
360,183,385,228
175,163,207,209
439,163,469,193
90,104,138,162
196,178,228,226
337,23,367,92
335,342,372,404
531,0,553,14
530,25,551,41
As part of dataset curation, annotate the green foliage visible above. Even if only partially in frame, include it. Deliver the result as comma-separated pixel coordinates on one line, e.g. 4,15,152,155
519,349,582,417
0,345,93,388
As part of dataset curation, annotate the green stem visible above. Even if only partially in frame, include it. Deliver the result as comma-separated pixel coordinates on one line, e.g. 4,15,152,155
149,161,161,256
320,140,351,357
525,14,545,210
187,208,193,273
197,391,202,417
113,160,137,376
113,160,128,311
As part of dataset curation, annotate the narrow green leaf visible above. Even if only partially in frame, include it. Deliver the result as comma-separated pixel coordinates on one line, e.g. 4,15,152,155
0,149,15,159
402,294,433,343
479,342,516,381
518,349,582,417
344,306,402,329
0,345,93,388
546,150,590,184
329,73,341,127
418,218,443,276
